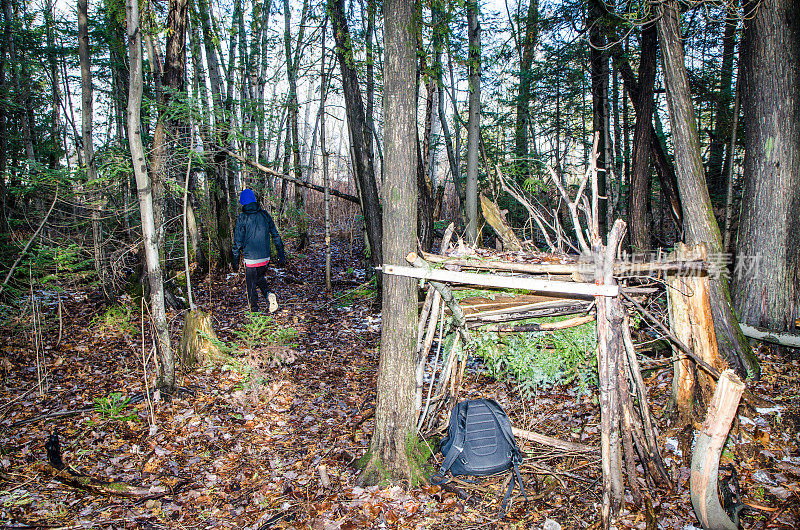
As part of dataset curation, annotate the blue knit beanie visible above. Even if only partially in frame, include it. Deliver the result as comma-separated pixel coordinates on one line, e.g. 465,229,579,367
239,189,256,205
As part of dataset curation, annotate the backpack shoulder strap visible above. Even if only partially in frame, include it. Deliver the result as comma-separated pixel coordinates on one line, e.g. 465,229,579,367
431,401,469,484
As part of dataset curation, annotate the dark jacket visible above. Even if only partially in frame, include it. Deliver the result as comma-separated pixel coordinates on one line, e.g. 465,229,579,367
233,202,285,264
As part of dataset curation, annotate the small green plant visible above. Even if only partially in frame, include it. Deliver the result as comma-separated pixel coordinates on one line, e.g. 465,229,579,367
0,489,33,507
469,316,598,397
93,392,137,422
335,277,377,307
233,313,298,350
92,304,136,335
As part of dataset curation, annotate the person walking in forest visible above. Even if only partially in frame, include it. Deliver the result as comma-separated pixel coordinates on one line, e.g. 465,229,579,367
233,189,286,313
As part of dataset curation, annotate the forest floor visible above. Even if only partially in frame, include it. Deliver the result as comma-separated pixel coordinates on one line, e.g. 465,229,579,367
1,232,799,529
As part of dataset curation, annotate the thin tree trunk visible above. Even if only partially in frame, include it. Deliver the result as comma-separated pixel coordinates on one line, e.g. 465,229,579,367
197,0,234,268
78,0,109,298
706,6,738,204
656,0,758,378
514,0,538,177
320,20,331,291
329,0,382,269
0,0,10,231
629,23,657,252
126,0,175,393
465,0,481,244
589,0,608,237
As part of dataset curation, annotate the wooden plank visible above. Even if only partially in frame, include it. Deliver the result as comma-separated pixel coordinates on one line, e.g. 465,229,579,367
382,264,619,297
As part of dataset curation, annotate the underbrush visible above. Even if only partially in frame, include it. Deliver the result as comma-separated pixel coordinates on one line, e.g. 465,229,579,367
218,313,299,406
469,315,598,397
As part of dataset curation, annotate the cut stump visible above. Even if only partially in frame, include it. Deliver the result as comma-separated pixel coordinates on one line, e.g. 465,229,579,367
180,310,223,367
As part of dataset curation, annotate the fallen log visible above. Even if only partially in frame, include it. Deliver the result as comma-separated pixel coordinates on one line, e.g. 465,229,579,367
512,427,598,454
690,369,745,530
739,324,800,349
419,251,707,278
45,433,169,498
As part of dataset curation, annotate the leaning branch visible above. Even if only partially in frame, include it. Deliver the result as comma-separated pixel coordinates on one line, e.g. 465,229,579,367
219,147,360,204
0,189,59,296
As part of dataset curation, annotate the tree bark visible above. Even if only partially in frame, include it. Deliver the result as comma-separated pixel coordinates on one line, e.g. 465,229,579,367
588,0,608,237
465,0,481,244
735,0,800,332
283,0,309,246
514,0,538,177
656,0,758,378
78,0,109,298
320,20,331,291
608,40,683,228
360,0,417,487
329,0,382,269
706,6,738,204
197,0,234,268
628,23,657,252
126,0,175,393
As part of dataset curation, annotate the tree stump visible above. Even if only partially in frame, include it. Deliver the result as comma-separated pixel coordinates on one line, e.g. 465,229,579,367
667,243,729,423
180,310,223,367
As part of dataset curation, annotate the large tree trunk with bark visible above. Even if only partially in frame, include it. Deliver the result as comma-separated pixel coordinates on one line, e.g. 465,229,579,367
126,0,175,393
628,23,657,252
360,0,417,487
465,0,481,244
329,0,382,269
656,0,758,378
735,0,800,332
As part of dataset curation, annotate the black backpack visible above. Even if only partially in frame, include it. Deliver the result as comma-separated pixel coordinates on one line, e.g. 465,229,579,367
432,398,527,512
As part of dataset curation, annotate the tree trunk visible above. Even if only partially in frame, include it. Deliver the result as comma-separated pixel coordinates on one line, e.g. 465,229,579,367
78,0,109,298
465,0,481,244
656,0,758,378
44,0,61,169
706,6,738,204
514,0,538,178
283,0,309,246
0,0,9,231
126,0,175,393
589,0,608,237
197,0,234,268
329,0,382,269
608,40,683,228
628,23,656,252
735,0,800,332
320,20,331,291
360,0,417,487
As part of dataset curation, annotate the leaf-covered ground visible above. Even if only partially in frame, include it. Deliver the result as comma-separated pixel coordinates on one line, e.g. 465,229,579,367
1,234,799,529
